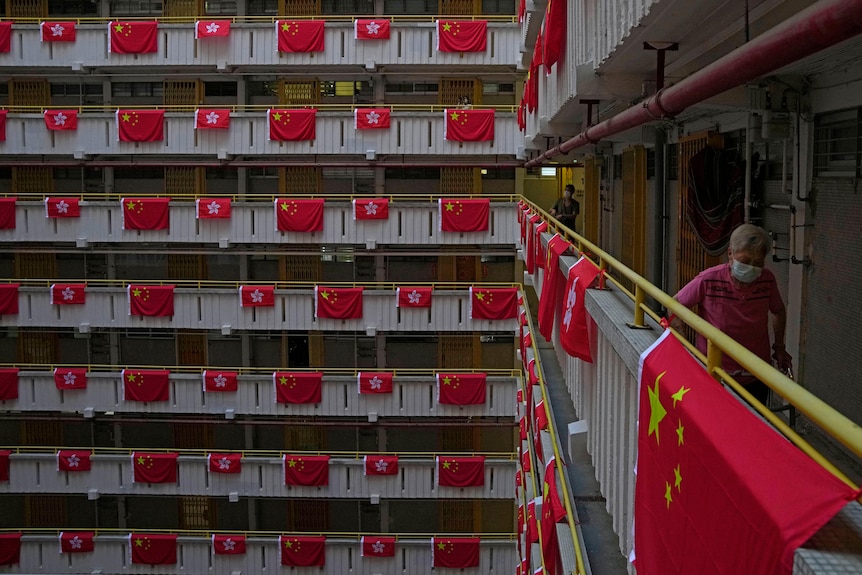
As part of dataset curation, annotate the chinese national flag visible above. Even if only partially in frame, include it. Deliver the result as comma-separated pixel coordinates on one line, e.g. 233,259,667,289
0,111,6,142
276,20,325,53
534,221,548,269
274,371,322,404
355,19,390,40
283,454,330,486
355,108,391,130
436,372,486,405
280,536,326,567
444,109,495,142
123,369,171,402
44,110,78,131
520,447,531,473
109,21,158,54
128,285,174,317
364,455,398,476
432,537,480,568
535,399,549,430
396,286,432,308
45,197,81,218
524,213,542,273
542,0,567,72
59,532,94,553
0,368,19,400
268,108,316,141
353,198,389,220
0,284,18,315
537,234,572,340
117,109,164,142
470,287,519,320
196,197,231,219
58,450,92,472
122,198,170,230
358,372,393,394
0,450,9,481
526,499,539,543
212,534,246,555
239,285,275,307
0,534,20,565
195,20,230,39
633,331,860,575
41,21,76,42
541,457,567,575
0,197,16,229
130,534,177,565
437,456,485,487
439,198,489,232
361,536,395,557
51,283,86,305
208,453,242,474
436,20,487,52
54,367,87,390
203,370,238,392
275,198,324,232
132,453,178,484
195,108,230,129
560,257,600,362
0,22,11,53
315,286,363,319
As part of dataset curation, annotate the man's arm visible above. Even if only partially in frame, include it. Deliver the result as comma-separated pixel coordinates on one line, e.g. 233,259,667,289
771,307,792,372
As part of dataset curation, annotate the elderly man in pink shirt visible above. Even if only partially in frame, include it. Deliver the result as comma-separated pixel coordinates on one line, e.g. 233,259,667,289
673,224,793,404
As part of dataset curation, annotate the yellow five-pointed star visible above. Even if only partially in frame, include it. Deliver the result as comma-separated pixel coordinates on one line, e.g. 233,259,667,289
126,200,136,210
127,372,137,382
280,201,289,211
476,292,485,301
136,456,145,465
449,111,460,121
445,201,455,211
437,541,447,550
122,113,131,122
273,112,282,122
442,460,451,469
284,539,292,548
676,420,685,446
442,376,452,385
671,384,690,407
664,481,673,508
281,23,290,32
647,371,667,445
135,537,143,547
673,464,682,492
115,23,125,33
321,291,329,300
132,288,142,297
279,376,288,385
442,22,452,32
288,459,297,467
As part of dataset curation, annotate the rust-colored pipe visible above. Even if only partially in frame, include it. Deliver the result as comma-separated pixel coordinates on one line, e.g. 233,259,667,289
525,0,862,167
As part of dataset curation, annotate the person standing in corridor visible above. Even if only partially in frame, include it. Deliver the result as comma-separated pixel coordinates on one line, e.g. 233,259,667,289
550,184,580,230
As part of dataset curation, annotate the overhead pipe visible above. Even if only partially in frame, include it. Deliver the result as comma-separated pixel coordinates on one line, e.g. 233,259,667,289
525,0,862,167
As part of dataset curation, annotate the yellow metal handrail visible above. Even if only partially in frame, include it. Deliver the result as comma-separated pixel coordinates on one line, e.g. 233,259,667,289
1,279,521,290
4,104,518,113
5,193,522,201
7,15,518,25
0,527,517,540
1,446,516,459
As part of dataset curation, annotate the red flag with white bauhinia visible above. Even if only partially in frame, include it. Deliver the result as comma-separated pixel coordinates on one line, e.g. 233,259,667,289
397,286,432,308
439,198,489,232
276,20,324,53
203,370,238,392
431,537,480,568
54,367,87,390
444,109,495,142
274,371,322,404
208,453,242,474
116,110,164,142
355,108,391,129
0,368,19,400
130,533,177,565
196,197,231,219
195,109,230,129
59,532,94,553
239,285,275,307
280,535,326,567
41,21,76,42
123,369,170,402
537,234,572,341
109,21,157,53
128,285,174,317
44,110,78,131
121,198,169,230
560,257,601,363
57,450,91,472
364,455,398,476
212,534,245,555
0,198,16,229
315,286,363,319
358,372,393,394
436,20,487,52
470,287,519,320
353,198,389,220
436,372,486,405
361,535,395,557
437,456,485,487
195,20,230,39
283,454,330,486
51,283,85,305
275,198,324,232
132,452,178,483
355,19,390,40
45,197,81,218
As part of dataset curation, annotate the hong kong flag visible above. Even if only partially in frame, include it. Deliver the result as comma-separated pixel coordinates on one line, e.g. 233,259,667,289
203,370,238,392
54,367,87,390
280,536,326,567
128,285,174,317
58,450,91,472
439,198,489,232
268,109,316,141
195,108,230,129
122,198,169,230
44,110,78,131
130,534,177,565
283,454,330,486
353,198,389,220
432,537,480,568
59,532,94,553
51,283,86,305
444,109,495,142
436,20,487,52
0,533,21,566
239,285,275,307
537,234,572,340
116,110,164,142
437,456,485,487
45,197,81,218
195,20,230,39
470,287,519,320
208,453,242,474
364,455,398,476
274,371,322,404
109,21,158,54
436,372,486,405
358,372,393,394
276,20,325,53
355,19,390,40
361,536,396,557
0,368,19,400
132,452,178,484
212,534,246,555
355,108,390,130
0,284,19,315
0,198,16,229
0,22,11,53
315,286,363,319
196,197,231,219
123,369,171,402
559,257,601,363
275,198,324,232
41,21,77,42
396,286,432,308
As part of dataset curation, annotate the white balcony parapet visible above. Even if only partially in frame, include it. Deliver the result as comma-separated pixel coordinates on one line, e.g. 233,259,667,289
5,371,519,419
3,200,519,246
0,451,516,500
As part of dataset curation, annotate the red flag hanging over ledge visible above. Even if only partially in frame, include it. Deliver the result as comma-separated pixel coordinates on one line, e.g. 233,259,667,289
54,367,87,390
0,23,10,53
196,197,231,219
212,534,246,555
130,533,177,565
436,372,486,405
361,535,396,557
128,285,174,317
437,455,485,487
0,284,19,315
353,198,389,220
45,197,81,218
44,110,78,131
396,286,432,308
438,198,489,232
109,21,158,54
208,453,242,474
560,257,600,362
280,535,326,567
0,369,18,401
542,0,567,72
203,370,238,392
274,371,323,404
132,452,178,483
432,537,480,568
195,20,230,39
0,534,21,566
364,455,398,476
283,454,330,486
195,108,230,129
358,372,393,394
276,20,325,52
444,109,495,142
470,287,519,320
355,19,390,40
41,21,77,42
0,198,16,229
239,285,275,307
633,330,860,575
537,234,572,341
122,198,169,230
58,450,91,472
275,198,324,232
315,286,363,319
355,108,391,130
436,20,487,52
268,108,316,141
51,283,86,305
117,110,164,142
123,369,170,402
59,532,94,553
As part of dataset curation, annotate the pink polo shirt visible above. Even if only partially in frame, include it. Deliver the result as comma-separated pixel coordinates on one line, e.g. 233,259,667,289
675,263,785,376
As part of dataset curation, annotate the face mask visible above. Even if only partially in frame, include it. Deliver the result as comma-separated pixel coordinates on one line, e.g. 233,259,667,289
730,260,762,283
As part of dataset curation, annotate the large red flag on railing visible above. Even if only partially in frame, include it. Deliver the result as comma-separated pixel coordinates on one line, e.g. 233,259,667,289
41,22,76,42
132,453,178,483
559,257,600,362
212,534,245,555
283,454,330,486
633,330,860,575
315,286,363,319
0,368,19,400
439,198,490,232
280,535,326,567
542,0,567,71
121,198,169,230
0,450,10,481
276,20,325,52
436,372,486,405
470,287,518,320
537,234,572,341
267,109,316,141
57,450,91,472
274,371,322,404
54,367,87,389
444,109,495,142
130,533,177,564
0,198,15,229
436,20,487,52
275,198,323,232
108,21,157,53
59,532,94,553
361,535,395,556
123,369,170,402
0,534,20,565
431,537,480,568
127,285,174,317
437,455,485,487
116,110,164,142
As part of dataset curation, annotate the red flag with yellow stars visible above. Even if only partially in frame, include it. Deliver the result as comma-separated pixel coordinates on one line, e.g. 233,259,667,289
279,535,326,567
633,330,860,575
108,21,157,54
129,533,177,564
267,108,316,141
438,198,490,232
437,455,485,487
542,0,567,72
283,454,330,486
444,109,495,141
436,372,486,405
436,20,487,52
123,369,170,402
469,287,518,320
275,20,325,53
131,453,178,484
274,198,324,232
273,371,322,404
121,198,169,230
537,234,572,340
431,537,480,568
127,285,174,317
541,456,567,575
315,286,363,319
116,110,164,142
